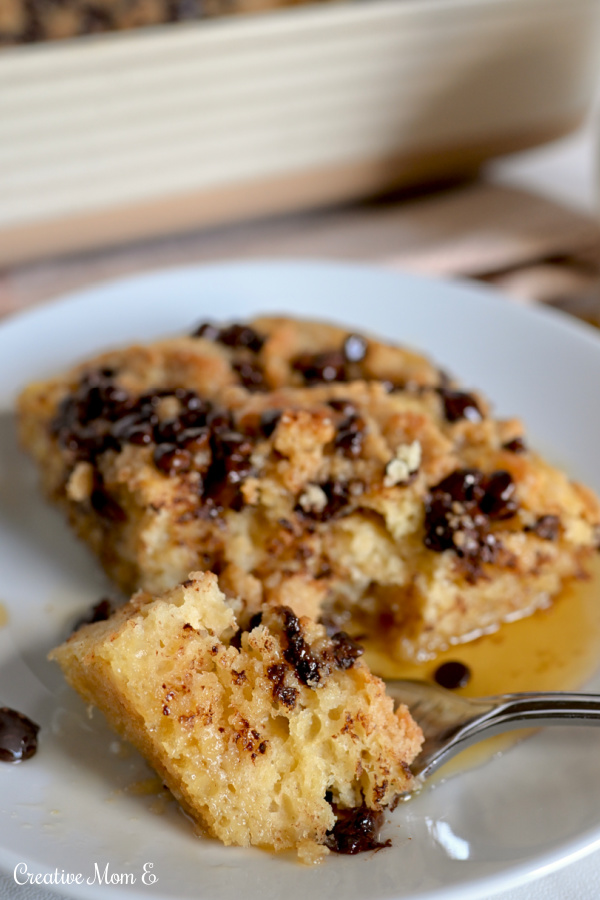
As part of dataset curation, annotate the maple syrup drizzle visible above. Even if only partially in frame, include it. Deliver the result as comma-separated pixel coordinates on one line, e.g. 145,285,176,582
363,557,600,779
364,555,600,697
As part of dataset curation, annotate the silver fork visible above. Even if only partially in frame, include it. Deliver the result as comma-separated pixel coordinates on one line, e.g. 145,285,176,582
385,679,600,781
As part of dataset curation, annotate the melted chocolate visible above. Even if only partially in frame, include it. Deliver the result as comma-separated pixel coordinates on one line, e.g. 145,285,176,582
72,597,113,632
0,708,40,763
266,664,298,709
330,632,364,669
90,476,127,523
259,409,282,438
277,608,363,688
478,470,518,520
433,660,471,690
280,607,321,686
326,804,390,855
230,612,263,649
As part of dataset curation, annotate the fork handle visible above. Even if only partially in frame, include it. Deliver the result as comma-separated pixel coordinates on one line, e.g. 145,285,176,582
417,692,600,779
479,691,600,728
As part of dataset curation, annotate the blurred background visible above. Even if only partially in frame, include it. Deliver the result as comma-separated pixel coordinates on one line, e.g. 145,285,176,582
1,0,600,322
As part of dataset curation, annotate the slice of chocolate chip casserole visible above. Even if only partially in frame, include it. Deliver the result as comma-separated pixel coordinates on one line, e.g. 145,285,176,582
19,315,600,662
50,572,423,861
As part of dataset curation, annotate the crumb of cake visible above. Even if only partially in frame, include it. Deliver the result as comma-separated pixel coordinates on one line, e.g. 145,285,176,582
49,572,422,858
19,315,600,662
298,483,329,514
383,440,422,488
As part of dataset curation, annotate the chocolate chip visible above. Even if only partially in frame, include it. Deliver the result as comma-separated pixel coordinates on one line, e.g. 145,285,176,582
432,468,486,506
343,333,368,364
218,324,265,353
479,470,518,520
111,413,156,445
201,429,254,513
233,359,266,391
72,597,113,632
154,417,186,444
334,415,366,458
259,409,282,438
177,426,210,456
57,421,111,461
192,322,221,341
84,597,113,623
292,351,347,385
423,468,518,574
433,661,471,690
153,443,192,475
0,708,40,763
438,388,483,423
205,408,234,434
503,437,527,454
280,606,321,686
80,372,130,422
327,399,357,416
90,475,126,522
51,370,134,461
174,388,205,411
230,611,263,649
248,612,264,630
192,321,264,353
326,805,390,855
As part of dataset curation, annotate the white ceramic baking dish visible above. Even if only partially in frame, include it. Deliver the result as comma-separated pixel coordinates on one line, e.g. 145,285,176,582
1,0,599,264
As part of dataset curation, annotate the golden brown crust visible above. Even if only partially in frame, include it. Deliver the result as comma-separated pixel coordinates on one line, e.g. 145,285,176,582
20,314,600,661
50,571,422,858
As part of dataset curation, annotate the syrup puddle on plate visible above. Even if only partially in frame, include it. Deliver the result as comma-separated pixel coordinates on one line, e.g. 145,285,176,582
364,554,600,781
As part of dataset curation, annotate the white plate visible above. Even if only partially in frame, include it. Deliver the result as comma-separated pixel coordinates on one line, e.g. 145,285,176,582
1,261,600,900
